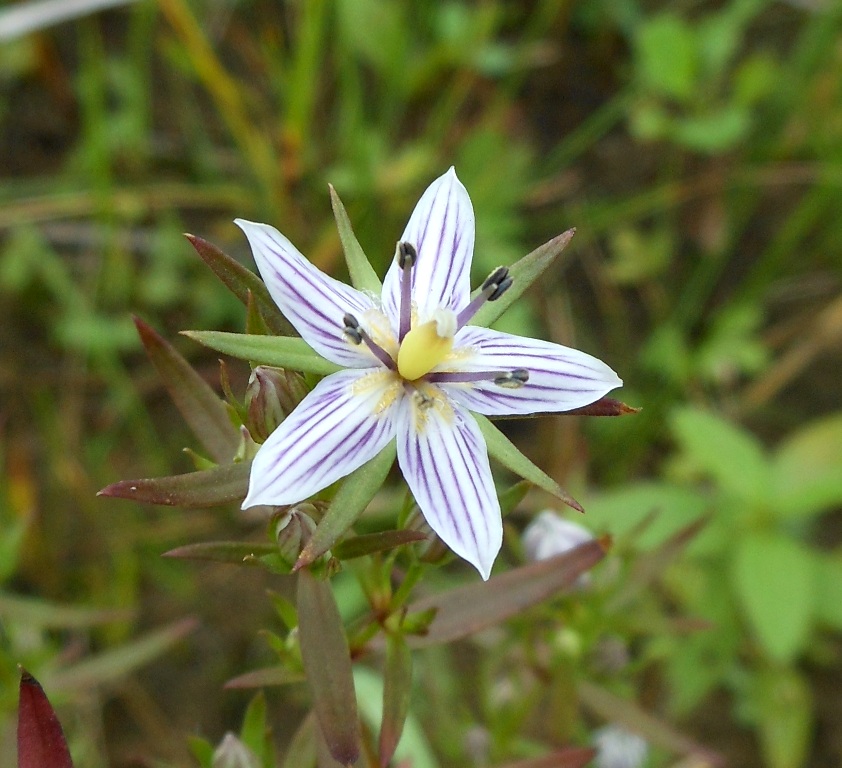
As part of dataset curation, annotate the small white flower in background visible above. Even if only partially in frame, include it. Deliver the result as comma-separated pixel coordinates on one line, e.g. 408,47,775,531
212,733,260,768
237,168,622,579
522,509,595,562
593,725,649,768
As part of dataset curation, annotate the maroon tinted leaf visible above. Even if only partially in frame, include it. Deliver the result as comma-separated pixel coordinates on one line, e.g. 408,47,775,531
331,530,427,561
225,666,305,689
134,317,239,463
98,461,250,508
562,397,640,417
17,669,74,768
297,570,359,766
495,747,596,768
407,539,607,647
163,539,276,563
379,635,412,767
185,234,291,336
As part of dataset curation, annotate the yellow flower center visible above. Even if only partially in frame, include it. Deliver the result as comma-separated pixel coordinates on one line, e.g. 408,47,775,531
396,309,456,381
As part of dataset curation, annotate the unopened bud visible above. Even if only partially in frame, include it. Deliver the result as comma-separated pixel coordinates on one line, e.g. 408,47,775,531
275,504,318,567
522,510,594,562
245,366,308,442
212,733,260,768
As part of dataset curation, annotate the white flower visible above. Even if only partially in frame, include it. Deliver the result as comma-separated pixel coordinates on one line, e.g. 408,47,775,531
522,510,595,562
593,725,649,768
237,168,622,579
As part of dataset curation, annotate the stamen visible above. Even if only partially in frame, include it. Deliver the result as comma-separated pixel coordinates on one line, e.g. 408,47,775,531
397,241,416,342
494,369,529,388
343,313,396,370
426,368,530,388
455,266,512,328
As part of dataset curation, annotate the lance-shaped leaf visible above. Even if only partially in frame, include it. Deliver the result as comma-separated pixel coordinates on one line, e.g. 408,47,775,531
135,317,239,464
0,594,132,629
186,234,291,336
297,570,359,767
495,748,596,768
474,414,583,512
407,539,607,647
225,666,305,690
379,635,412,767
562,397,640,417
18,670,74,768
332,530,427,561
471,229,575,328
98,461,251,508
296,443,397,569
48,618,197,691
163,540,276,563
183,331,341,376
282,713,318,768
330,185,381,295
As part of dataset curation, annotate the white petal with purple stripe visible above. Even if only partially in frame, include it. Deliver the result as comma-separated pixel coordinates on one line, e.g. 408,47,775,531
236,219,378,368
381,168,474,325
441,326,623,415
243,369,400,508
396,397,501,579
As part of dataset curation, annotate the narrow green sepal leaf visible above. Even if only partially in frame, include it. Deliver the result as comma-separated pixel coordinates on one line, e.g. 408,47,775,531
474,413,583,512
225,666,305,689
245,289,272,336
98,461,250,508
183,331,341,375
296,442,397,569
135,317,240,464
407,538,607,647
332,530,427,561
379,635,412,767
185,234,291,335
297,570,360,767
329,184,382,295
498,480,532,517
163,540,277,563
471,229,575,328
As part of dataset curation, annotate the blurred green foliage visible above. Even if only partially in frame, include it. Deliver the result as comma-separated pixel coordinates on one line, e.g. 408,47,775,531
1,0,841,765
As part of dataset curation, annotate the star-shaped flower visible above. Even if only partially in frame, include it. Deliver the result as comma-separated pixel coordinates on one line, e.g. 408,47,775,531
237,168,621,578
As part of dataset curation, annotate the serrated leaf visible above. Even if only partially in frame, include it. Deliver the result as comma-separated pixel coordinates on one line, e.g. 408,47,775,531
331,530,427,561
330,185,381,295
17,670,74,768
772,411,842,519
48,618,197,691
183,331,341,375
186,234,291,335
296,442,396,569
732,532,815,663
407,539,606,647
98,461,250,508
379,635,412,767
471,229,575,328
163,540,276,564
474,414,582,512
670,406,769,503
297,570,359,766
135,317,240,463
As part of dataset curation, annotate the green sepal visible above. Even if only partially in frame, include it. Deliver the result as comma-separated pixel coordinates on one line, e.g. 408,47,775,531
183,331,341,375
471,229,576,328
329,184,382,295
98,461,251,508
379,634,412,767
162,540,277,564
296,442,397,569
473,413,583,512
331,529,427,561
224,666,306,689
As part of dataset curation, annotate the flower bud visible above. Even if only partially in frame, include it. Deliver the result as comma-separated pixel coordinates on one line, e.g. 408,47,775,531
245,366,308,442
522,510,594,562
212,733,260,768
275,504,318,567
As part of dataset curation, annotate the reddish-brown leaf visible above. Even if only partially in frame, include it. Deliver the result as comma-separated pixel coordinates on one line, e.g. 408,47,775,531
17,669,74,768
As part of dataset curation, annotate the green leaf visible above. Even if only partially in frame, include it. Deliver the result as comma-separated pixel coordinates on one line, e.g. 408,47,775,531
135,317,240,464
473,414,582,511
98,461,251,508
183,331,341,376
407,539,606,647
296,442,396,568
813,554,842,632
732,532,815,663
239,692,269,763
635,13,699,101
297,570,359,767
281,713,317,768
752,667,813,768
329,184,381,295
379,634,412,766
225,667,305,689
670,406,769,503
494,749,597,768
163,540,277,564
186,234,291,336
772,412,842,518
0,593,132,629
470,230,575,329
331,529,427,561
